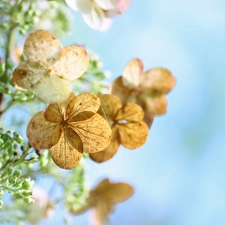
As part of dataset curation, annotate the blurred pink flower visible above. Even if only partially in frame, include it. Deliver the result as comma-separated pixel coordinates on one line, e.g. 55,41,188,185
65,0,129,31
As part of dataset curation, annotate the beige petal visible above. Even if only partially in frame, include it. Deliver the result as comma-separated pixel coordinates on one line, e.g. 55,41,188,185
141,94,168,115
44,103,64,123
70,114,111,153
97,94,122,121
118,121,148,149
65,127,83,153
122,58,144,88
90,126,120,163
143,113,154,129
66,93,100,121
140,68,176,94
23,30,62,68
33,75,72,104
115,102,144,122
26,111,61,150
109,76,132,105
51,46,89,80
92,178,111,194
92,197,112,225
12,62,45,91
105,182,134,205
49,130,82,169
70,196,94,215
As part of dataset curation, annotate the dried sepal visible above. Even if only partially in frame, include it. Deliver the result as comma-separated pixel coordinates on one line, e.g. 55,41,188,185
26,92,111,169
13,30,89,104
110,58,176,127
27,111,61,150
49,130,82,169
90,126,120,162
70,178,134,225
90,94,148,163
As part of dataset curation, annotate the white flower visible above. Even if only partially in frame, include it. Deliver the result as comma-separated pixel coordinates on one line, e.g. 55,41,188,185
65,0,129,31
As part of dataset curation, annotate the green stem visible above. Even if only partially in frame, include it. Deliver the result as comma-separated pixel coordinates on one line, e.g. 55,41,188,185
13,145,31,167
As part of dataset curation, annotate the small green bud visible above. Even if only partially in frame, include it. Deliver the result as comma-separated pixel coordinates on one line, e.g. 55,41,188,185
13,170,22,177
3,139,14,150
9,176,17,184
13,192,22,200
22,179,34,190
13,179,24,188
0,200,3,207
23,197,34,204
13,132,23,144
21,191,32,197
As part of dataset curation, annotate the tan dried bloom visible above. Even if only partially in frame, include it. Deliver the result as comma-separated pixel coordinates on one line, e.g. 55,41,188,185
70,178,134,225
27,92,111,169
90,94,148,163
13,30,89,103
110,58,176,127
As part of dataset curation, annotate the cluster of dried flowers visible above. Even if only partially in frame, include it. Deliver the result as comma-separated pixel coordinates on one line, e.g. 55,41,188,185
12,28,175,224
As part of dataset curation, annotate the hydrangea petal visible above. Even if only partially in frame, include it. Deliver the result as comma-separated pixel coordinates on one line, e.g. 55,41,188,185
105,182,134,205
141,94,168,115
65,127,83,153
92,197,111,225
140,68,176,94
97,94,122,121
90,126,120,163
110,76,132,105
118,122,148,149
12,62,45,91
94,0,117,10
65,0,92,13
51,46,89,80
122,58,144,88
26,111,61,150
66,93,100,121
49,130,82,170
44,103,64,123
33,75,72,104
70,114,111,153
23,30,62,68
82,4,105,30
115,102,144,122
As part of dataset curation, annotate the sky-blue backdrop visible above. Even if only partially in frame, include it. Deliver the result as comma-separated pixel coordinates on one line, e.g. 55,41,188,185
10,0,225,224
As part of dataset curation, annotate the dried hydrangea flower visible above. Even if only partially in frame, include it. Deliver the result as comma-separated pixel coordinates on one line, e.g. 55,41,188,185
90,94,148,163
70,178,134,225
65,0,129,31
110,58,176,127
13,30,89,103
27,92,111,169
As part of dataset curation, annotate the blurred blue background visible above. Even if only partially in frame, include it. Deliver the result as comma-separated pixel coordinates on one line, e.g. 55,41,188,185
54,0,225,225
27,0,225,224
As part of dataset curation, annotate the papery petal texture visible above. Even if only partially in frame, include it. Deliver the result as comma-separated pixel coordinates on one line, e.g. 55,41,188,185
115,103,144,122
49,130,82,169
118,122,148,149
66,93,100,121
26,111,61,150
70,113,111,153
24,30,61,68
122,58,144,88
33,75,72,104
12,62,45,91
51,46,89,80
98,94,122,121
90,126,120,162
